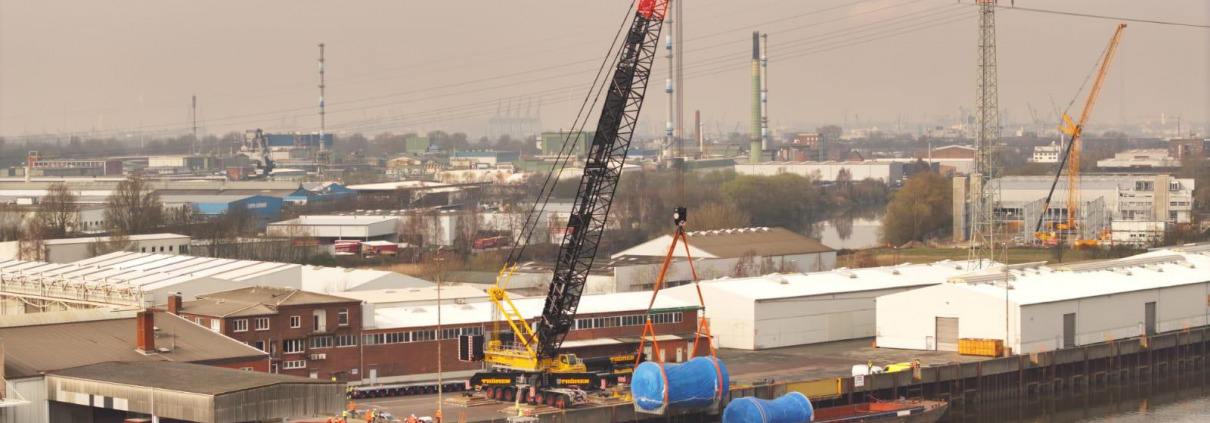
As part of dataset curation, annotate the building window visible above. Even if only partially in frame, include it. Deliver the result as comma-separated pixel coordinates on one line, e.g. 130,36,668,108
210,319,221,332
290,316,301,328
335,334,358,347
282,360,306,370
284,339,306,354
338,308,349,326
196,317,206,326
232,319,249,332
254,340,266,352
310,336,333,349
313,310,326,332
240,367,254,371
169,245,174,251
255,317,270,331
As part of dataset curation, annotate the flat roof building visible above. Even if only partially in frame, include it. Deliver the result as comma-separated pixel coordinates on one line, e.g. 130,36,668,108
45,361,343,423
267,215,399,242
0,233,190,263
0,309,270,423
663,260,986,350
877,248,1210,354
734,161,904,184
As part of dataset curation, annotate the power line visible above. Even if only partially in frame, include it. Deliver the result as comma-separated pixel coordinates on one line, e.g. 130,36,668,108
11,2,973,140
998,5,1210,29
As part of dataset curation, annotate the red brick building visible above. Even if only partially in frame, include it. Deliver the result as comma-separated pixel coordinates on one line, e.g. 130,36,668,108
167,287,704,385
361,291,702,385
166,287,363,381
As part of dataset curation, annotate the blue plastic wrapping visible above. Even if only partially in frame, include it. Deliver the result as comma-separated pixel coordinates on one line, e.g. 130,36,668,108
722,392,814,423
632,356,729,411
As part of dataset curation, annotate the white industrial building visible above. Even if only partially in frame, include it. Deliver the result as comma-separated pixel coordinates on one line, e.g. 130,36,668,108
611,227,836,293
955,174,1196,242
1030,142,1063,163
733,161,904,185
0,233,191,263
1096,149,1180,170
267,215,399,241
663,260,985,350
0,252,434,313
876,248,1210,354
300,265,432,293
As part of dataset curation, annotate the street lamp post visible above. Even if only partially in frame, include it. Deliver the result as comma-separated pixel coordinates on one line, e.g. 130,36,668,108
436,257,444,423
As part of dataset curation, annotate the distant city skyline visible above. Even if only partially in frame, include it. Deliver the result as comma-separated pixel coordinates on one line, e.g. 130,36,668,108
1,0,1206,140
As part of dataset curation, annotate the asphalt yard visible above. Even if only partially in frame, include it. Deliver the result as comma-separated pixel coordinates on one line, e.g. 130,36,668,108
339,338,991,422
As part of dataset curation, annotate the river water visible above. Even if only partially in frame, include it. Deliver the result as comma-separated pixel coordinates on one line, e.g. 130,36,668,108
812,214,884,250
938,376,1210,423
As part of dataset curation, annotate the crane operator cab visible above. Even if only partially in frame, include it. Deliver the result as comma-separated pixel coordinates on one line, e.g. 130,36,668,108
555,354,586,373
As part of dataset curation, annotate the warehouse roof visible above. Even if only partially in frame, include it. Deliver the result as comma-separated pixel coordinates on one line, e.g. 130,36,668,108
199,286,357,306
346,181,451,191
667,260,988,301
175,286,359,317
949,250,1210,306
43,233,188,246
51,361,337,396
0,252,299,293
612,227,833,259
300,265,432,293
371,291,691,330
273,215,398,226
0,310,267,378
336,285,488,305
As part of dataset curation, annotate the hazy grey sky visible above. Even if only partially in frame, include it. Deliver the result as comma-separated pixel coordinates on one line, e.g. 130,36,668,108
1,0,1207,139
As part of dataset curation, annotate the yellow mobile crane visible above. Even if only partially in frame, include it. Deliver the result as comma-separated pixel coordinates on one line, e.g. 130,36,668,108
1035,23,1126,247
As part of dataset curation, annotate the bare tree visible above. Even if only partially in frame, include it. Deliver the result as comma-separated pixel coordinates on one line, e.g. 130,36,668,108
731,250,758,278
18,220,47,261
692,202,751,231
0,203,23,242
33,182,79,238
453,209,482,255
104,177,165,236
88,232,132,257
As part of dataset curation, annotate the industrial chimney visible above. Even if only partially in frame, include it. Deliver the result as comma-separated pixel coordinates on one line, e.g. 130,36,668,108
136,310,156,354
167,293,183,315
750,32,762,164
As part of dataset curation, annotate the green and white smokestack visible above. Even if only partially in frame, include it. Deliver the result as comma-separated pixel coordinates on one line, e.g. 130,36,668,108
750,31,762,164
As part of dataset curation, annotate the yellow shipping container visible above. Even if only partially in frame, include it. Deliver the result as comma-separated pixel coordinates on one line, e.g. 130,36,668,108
958,338,1004,357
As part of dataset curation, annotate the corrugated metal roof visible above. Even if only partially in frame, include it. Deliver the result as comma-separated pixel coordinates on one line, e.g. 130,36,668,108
49,361,338,395
0,311,267,378
665,259,988,301
953,250,1210,306
614,227,833,259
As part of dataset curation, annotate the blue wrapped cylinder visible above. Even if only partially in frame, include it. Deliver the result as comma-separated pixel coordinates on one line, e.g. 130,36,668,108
633,356,729,411
722,392,814,423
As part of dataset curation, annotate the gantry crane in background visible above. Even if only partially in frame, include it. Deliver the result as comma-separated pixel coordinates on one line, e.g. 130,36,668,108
460,0,671,409
1035,23,1126,246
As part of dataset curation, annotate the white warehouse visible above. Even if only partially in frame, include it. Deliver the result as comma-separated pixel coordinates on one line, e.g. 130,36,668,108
734,161,904,185
663,260,984,350
876,248,1210,355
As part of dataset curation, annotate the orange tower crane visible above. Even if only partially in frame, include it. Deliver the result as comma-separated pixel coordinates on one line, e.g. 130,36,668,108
1034,23,1126,244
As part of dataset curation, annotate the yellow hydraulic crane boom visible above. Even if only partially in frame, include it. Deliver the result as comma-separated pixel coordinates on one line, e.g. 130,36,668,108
1035,23,1126,243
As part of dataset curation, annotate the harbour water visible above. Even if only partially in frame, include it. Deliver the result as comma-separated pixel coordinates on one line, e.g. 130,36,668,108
939,375,1210,423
